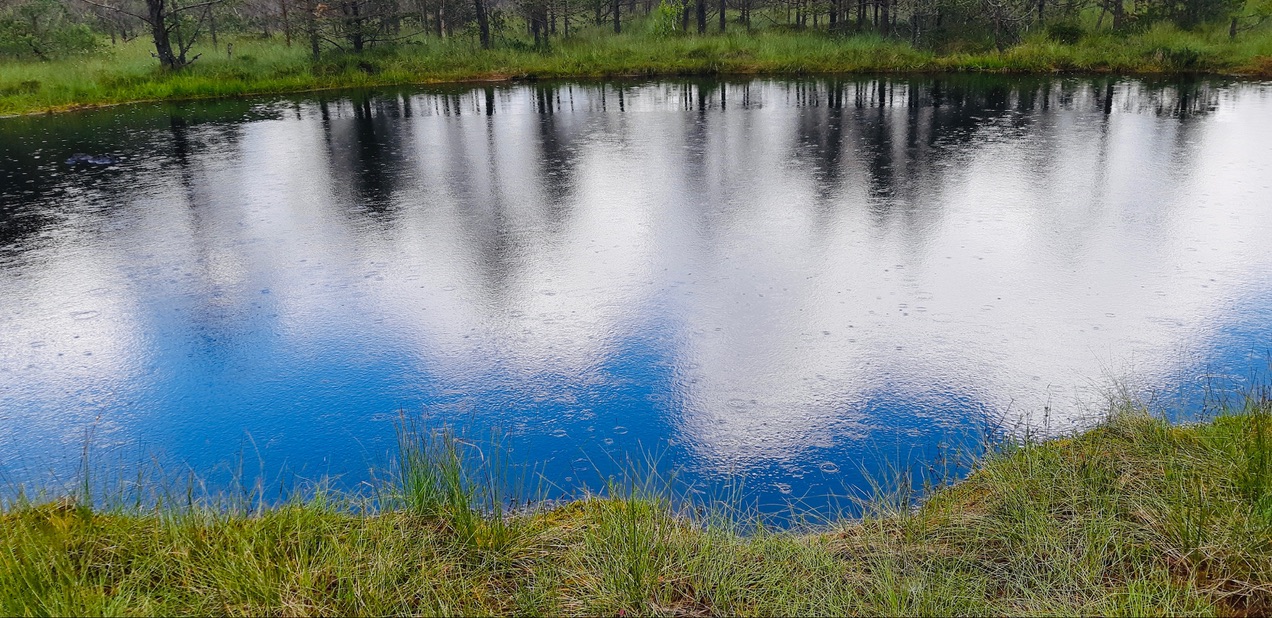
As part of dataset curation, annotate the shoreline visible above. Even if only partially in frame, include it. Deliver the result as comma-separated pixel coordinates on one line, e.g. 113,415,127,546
3,401,1270,615
3,31,1270,118
6,66,1266,120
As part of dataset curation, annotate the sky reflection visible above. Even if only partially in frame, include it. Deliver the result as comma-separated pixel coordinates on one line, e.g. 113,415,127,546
1,77,1271,511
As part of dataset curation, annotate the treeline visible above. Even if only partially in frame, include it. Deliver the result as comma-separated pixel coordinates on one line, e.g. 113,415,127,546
1,0,1269,68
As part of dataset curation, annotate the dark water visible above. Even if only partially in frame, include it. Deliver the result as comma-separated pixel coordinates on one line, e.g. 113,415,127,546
2,77,1271,512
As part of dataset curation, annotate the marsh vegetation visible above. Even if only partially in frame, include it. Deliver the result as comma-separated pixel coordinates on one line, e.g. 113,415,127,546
3,396,1272,615
1,0,1270,115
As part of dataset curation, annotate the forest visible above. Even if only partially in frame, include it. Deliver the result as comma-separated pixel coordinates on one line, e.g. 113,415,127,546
3,0,1270,66
0,0,1269,114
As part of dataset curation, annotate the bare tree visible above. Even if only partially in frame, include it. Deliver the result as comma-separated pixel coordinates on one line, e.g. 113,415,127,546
78,0,221,69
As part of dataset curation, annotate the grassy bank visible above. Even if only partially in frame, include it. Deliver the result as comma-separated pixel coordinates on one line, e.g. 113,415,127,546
3,396,1271,615
2,23,1271,117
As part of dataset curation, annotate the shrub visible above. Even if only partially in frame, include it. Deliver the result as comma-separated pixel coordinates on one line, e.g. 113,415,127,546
650,0,686,37
1046,22,1085,44
1149,44,1204,68
0,0,99,60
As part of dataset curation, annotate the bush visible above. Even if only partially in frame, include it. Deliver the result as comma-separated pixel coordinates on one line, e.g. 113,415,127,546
0,80,40,96
1046,22,1085,44
650,0,686,37
0,0,99,60
1149,44,1204,68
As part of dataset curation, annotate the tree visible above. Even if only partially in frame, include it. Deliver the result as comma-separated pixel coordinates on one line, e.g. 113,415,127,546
475,0,490,47
307,0,428,53
0,0,99,59
78,0,221,69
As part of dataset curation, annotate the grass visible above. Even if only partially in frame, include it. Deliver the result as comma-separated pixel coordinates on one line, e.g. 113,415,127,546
2,21,1271,116
3,394,1272,615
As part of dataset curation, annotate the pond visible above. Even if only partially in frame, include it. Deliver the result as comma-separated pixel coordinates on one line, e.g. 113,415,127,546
2,76,1271,513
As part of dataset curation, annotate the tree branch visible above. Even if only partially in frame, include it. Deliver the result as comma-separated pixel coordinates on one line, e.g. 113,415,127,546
75,0,149,23
169,0,226,15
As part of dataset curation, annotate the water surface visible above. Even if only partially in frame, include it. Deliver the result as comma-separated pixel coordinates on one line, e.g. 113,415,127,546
2,77,1271,510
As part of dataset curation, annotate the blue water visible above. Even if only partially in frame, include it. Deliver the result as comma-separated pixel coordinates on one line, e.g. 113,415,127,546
2,76,1271,513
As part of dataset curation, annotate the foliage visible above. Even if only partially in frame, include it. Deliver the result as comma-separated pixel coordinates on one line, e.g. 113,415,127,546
1047,21,1085,43
0,0,1265,73
0,0,99,59
1137,0,1245,29
314,0,439,53
650,0,685,36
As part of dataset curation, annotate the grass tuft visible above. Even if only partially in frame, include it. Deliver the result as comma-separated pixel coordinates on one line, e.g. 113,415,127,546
3,395,1272,614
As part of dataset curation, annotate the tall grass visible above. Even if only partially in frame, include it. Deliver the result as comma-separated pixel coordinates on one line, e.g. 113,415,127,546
391,416,534,562
2,21,1270,116
2,393,1272,614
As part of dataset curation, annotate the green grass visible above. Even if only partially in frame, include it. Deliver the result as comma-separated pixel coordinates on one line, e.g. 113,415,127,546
3,394,1272,615
2,21,1271,116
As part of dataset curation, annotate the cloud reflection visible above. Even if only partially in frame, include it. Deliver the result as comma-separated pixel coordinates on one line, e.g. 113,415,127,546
1,77,1270,506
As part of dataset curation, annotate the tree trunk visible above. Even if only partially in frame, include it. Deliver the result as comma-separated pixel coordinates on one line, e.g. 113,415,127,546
348,1,364,52
281,0,292,46
719,0,725,31
613,0,620,33
147,0,179,69
697,0,706,32
209,5,218,51
174,8,187,57
307,0,320,59
475,0,490,48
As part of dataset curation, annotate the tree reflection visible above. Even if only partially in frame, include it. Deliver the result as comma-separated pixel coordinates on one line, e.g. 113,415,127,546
317,95,414,221
0,75,1265,513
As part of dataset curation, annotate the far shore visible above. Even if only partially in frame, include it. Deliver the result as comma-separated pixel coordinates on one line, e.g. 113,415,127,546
2,29,1270,117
